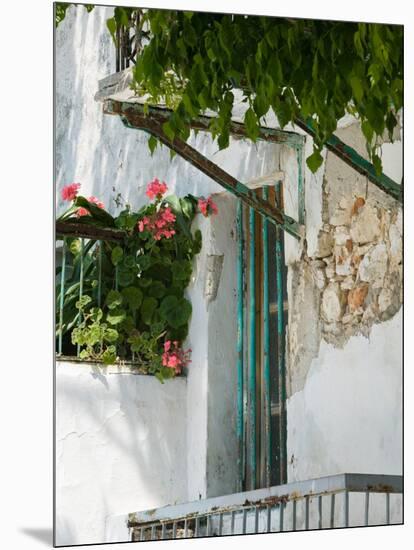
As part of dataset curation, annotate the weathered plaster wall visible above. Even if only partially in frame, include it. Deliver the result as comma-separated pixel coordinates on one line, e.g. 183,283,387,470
56,4,281,543
286,120,402,481
55,362,187,546
56,5,402,541
56,5,286,219
205,193,239,498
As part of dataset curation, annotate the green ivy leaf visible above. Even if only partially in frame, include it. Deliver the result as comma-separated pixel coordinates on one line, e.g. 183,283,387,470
148,135,158,155
244,108,259,142
350,75,364,103
306,150,324,173
162,121,175,141
106,17,117,44
372,153,383,176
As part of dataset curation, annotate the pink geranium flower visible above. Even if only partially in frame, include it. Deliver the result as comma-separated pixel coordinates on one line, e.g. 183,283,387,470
198,196,218,217
137,207,176,240
89,196,105,209
162,340,192,374
146,178,168,200
61,183,81,202
77,196,105,217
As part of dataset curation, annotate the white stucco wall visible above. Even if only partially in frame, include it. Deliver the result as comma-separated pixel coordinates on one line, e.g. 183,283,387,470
287,310,402,481
55,4,402,545
55,362,187,546
55,5,283,544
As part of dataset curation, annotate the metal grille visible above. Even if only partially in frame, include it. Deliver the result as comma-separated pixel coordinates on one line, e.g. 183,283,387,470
126,474,403,541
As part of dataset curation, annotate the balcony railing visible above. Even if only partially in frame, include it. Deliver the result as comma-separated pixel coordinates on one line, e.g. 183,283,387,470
115,473,402,541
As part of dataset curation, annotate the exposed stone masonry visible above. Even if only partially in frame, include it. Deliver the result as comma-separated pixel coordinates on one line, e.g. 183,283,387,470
287,121,402,397
310,194,402,346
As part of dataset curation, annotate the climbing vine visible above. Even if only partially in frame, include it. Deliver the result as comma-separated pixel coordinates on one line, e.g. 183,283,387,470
56,4,403,175
56,181,217,382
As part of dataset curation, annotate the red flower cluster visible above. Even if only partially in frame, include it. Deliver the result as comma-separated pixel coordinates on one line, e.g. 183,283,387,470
198,196,218,217
61,183,81,202
162,340,192,374
146,178,168,200
137,207,176,240
77,196,105,217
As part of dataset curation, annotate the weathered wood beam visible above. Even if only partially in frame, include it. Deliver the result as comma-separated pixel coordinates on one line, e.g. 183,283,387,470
56,221,125,242
96,70,401,203
294,117,402,203
103,99,303,240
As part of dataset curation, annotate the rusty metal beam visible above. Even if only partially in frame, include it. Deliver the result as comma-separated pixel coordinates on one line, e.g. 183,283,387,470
294,117,402,203
103,99,303,240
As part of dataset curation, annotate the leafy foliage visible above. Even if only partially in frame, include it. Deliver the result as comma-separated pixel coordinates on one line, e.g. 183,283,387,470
56,186,209,382
130,12,402,174
56,6,402,173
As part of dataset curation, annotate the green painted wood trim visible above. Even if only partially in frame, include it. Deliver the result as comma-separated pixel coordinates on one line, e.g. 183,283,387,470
295,117,402,203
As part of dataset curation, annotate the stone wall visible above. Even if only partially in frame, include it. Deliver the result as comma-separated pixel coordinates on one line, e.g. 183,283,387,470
287,120,402,396
286,120,402,482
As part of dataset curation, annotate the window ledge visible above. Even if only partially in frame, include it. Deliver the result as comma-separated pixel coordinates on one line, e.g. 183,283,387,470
55,355,186,378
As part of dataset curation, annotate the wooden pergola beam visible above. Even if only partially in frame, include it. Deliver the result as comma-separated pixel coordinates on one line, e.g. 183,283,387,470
56,221,125,242
103,99,303,240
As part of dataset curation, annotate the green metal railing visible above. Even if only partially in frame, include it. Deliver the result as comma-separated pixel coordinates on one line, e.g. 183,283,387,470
56,235,116,359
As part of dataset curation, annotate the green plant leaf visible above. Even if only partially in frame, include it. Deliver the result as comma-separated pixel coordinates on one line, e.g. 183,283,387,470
111,246,124,266
160,295,192,328
306,150,324,173
136,255,153,271
121,287,143,310
118,269,135,287
102,345,117,365
75,295,92,310
148,281,166,298
141,297,158,324
104,328,119,343
107,308,127,325
74,196,115,226
106,17,117,43
106,290,123,310
148,135,158,155
172,260,192,281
